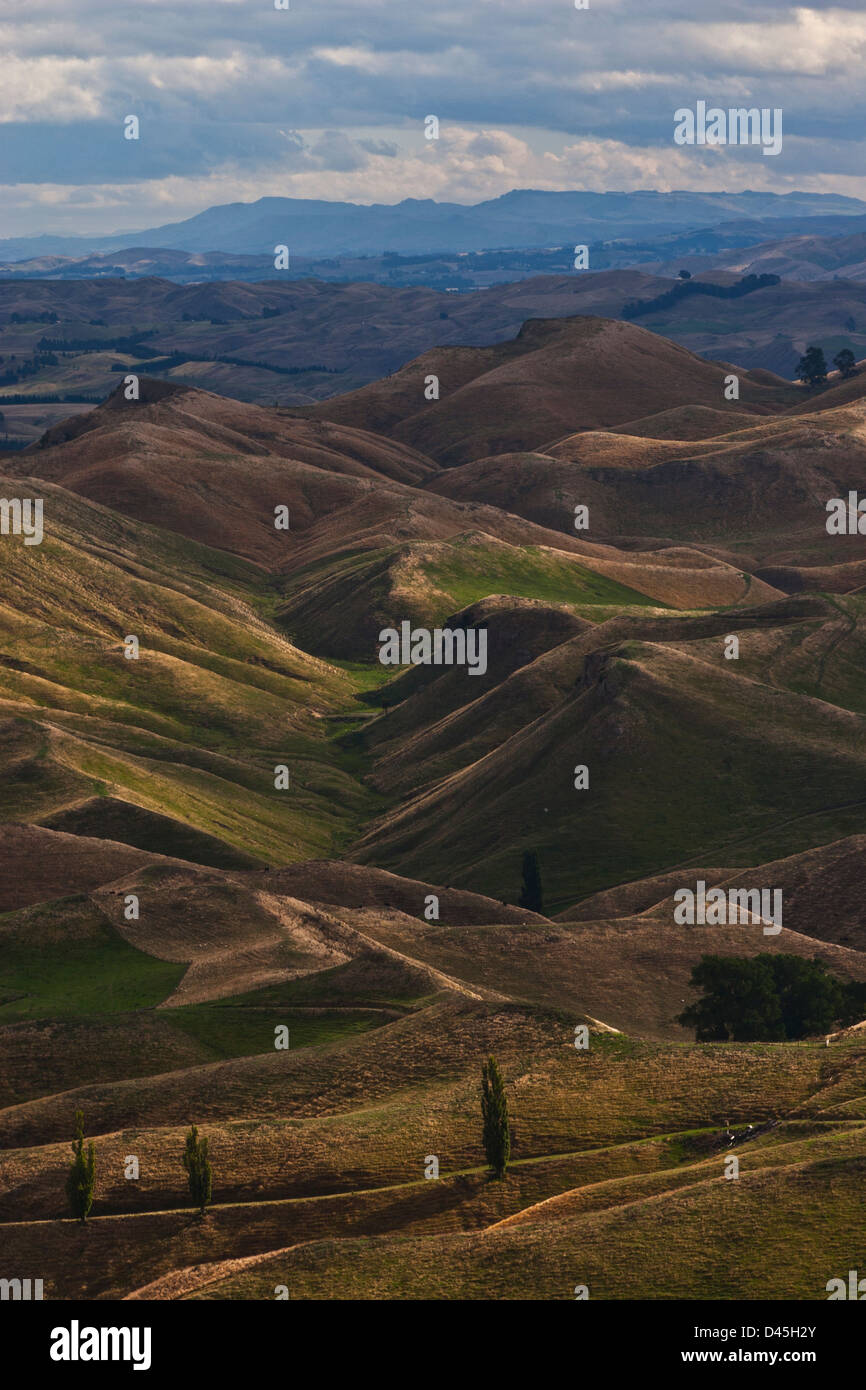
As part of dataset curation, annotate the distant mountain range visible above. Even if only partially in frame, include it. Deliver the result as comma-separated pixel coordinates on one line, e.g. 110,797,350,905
2,188,866,264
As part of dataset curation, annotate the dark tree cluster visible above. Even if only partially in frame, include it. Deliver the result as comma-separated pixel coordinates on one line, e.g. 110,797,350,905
797,344,859,385
623,273,780,319
678,954,866,1042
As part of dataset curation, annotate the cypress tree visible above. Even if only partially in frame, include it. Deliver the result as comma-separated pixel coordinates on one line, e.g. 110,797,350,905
183,1124,213,1215
519,849,543,913
481,1055,510,1179
66,1109,96,1223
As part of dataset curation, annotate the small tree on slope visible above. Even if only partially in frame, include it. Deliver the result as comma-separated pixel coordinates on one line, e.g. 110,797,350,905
66,1109,95,1223
183,1124,213,1215
481,1055,510,1179
834,348,858,380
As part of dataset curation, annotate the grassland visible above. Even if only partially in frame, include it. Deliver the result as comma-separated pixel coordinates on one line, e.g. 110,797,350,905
0,477,389,865
2,361,866,1303
2,978,864,1298
423,539,661,613
0,896,185,1020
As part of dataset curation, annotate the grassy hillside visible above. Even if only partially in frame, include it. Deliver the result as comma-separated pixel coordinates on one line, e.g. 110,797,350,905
351,598,866,910
0,474,382,865
187,1152,865,1300
2,354,866,1305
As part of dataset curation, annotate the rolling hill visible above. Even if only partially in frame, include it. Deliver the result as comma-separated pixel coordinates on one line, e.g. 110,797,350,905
2,302,866,1305
1,264,866,414
428,395,866,572
8,372,785,662
303,314,797,464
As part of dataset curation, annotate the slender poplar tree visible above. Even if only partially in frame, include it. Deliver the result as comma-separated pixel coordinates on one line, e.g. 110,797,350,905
481,1055,510,1179
66,1109,95,1223
183,1124,213,1215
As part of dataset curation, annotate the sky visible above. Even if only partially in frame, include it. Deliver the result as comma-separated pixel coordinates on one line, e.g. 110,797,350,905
1,0,866,236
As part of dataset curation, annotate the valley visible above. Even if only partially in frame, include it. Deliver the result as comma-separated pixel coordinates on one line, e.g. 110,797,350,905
1,304,866,1301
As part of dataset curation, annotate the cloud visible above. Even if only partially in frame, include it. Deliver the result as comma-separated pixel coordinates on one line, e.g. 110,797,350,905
1,1,865,234
307,131,369,173
683,8,866,77
0,55,107,121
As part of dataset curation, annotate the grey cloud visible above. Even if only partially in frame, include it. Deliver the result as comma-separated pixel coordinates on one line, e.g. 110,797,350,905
1,0,865,224
358,138,398,157
307,131,369,172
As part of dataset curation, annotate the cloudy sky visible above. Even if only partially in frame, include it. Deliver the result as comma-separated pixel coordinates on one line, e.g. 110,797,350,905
1,0,865,235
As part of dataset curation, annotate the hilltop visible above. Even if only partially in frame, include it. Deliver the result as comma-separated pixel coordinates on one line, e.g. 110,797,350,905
7,372,777,659
304,314,796,464
429,394,866,571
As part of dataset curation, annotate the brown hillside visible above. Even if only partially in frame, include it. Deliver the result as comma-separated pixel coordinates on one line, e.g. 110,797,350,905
351,597,866,908
10,383,438,566
0,823,191,913
429,399,866,567
638,836,866,951
237,859,546,926
307,315,793,465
